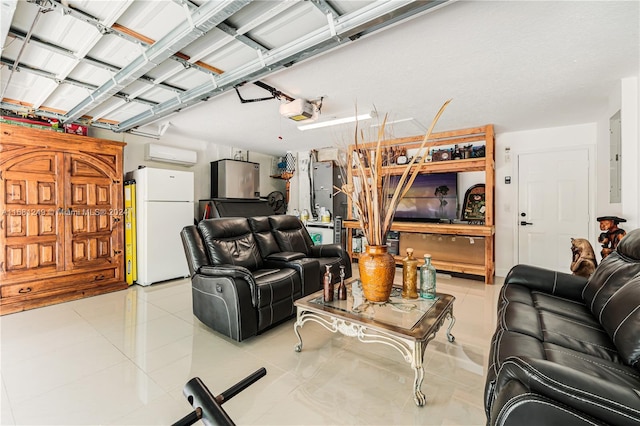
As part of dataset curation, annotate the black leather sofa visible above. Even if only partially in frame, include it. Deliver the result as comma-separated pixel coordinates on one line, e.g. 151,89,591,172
484,228,640,425
180,215,351,341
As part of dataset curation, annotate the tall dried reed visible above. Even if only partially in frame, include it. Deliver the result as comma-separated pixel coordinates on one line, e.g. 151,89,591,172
336,100,451,246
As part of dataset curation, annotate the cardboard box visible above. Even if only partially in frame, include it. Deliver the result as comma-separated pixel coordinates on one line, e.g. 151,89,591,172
0,115,64,132
64,123,88,136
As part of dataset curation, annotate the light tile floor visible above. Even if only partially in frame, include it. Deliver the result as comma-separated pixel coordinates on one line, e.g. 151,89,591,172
0,267,502,425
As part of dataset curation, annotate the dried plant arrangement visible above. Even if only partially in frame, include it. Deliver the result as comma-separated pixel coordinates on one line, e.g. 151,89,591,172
336,100,452,247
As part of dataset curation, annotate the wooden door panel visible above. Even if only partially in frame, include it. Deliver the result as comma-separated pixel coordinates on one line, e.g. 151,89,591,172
71,183,87,206
1,152,64,281
65,153,120,271
38,214,56,235
71,158,109,177
37,181,56,204
70,235,112,263
5,241,57,271
96,213,110,232
7,156,56,174
71,214,89,234
5,180,26,204
96,185,110,206
5,245,25,271
97,236,111,258
5,215,26,237
71,239,87,263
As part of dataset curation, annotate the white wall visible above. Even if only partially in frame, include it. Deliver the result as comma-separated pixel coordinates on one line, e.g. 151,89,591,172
89,127,285,218
596,79,623,221
494,123,598,277
620,76,639,230
595,76,639,231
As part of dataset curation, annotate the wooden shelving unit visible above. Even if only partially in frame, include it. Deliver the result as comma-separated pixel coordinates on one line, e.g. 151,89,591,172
345,124,495,284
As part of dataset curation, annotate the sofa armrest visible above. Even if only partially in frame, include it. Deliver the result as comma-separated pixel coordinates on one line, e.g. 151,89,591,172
310,244,344,257
199,264,257,306
263,257,321,296
265,252,305,262
504,264,587,301
492,356,640,425
191,273,258,341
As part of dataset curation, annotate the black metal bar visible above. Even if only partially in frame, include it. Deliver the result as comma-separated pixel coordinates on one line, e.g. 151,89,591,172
216,367,267,404
182,377,235,426
171,407,202,426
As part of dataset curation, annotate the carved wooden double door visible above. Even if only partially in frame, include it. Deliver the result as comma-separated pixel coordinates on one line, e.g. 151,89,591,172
3,152,120,272
0,125,126,314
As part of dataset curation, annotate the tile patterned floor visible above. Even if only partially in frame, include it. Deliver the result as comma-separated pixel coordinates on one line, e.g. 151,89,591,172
0,267,502,425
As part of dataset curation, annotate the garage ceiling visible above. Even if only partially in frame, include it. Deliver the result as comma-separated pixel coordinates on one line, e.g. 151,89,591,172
1,1,639,155
1,1,449,139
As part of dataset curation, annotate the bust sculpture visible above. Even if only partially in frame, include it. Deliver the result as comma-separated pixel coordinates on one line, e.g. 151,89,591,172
597,216,627,259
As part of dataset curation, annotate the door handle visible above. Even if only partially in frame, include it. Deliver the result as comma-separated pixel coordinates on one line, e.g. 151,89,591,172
520,221,533,226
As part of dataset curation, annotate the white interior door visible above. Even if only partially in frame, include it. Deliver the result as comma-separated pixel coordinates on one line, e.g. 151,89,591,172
517,148,590,272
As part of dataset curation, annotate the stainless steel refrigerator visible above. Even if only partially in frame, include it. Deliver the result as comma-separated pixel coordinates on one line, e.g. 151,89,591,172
312,161,347,219
211,159,260,199
131,167,194,286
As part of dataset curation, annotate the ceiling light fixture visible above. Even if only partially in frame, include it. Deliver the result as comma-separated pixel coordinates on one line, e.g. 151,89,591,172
370,117,414,127
298,113,372,131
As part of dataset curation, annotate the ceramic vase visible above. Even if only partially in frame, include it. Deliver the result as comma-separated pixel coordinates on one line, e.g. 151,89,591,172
358,245,395,303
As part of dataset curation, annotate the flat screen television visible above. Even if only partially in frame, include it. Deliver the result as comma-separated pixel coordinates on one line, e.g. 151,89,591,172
388,173,458,222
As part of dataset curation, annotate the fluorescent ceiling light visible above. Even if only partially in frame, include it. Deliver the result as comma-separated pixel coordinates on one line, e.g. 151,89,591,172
370,117,414,127
298,113,372,131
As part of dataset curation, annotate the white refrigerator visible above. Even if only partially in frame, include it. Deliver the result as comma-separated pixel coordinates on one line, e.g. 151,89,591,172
131,167,194,286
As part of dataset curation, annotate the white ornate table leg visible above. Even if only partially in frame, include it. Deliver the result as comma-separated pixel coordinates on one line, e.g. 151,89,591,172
294,310,304,352
445,308,456,343
412,341,426,406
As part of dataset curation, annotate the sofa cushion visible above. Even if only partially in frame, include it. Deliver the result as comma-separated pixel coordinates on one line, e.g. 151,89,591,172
253,268,301,308
181,225,210,277
617,227,640,262
198,218,263,271
600,276,640,368
582,251,640,321
269,215,313,255
247,216,281,258
583,229,640,321
543,343,631,377
538,310,618,361
499,297,617,362
252,267,301,332
500,301,544,340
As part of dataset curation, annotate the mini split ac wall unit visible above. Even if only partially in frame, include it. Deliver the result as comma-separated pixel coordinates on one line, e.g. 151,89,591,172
144,143,197,167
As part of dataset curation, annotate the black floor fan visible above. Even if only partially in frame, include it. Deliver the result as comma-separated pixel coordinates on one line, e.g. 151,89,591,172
172,368,267,426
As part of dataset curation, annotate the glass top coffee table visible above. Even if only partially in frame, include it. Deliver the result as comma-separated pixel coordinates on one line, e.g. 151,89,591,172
294,278,455,406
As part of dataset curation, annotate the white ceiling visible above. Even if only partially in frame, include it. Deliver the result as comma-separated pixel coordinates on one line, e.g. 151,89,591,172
2,1,638,156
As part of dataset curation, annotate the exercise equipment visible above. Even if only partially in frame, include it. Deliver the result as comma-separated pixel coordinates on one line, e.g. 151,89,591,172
173,367,267,426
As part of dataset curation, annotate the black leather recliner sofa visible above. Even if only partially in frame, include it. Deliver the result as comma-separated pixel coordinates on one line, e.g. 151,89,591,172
484,228,640,425
180,215,352,341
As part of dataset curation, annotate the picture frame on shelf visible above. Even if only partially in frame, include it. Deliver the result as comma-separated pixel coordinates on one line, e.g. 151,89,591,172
462,184,486,223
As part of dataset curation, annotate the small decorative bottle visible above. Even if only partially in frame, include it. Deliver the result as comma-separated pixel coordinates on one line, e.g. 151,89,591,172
425,148,433,162
402,248,419,299
337,265,347,300
323,265,334,303
420,254,437,300
453,144,462,160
